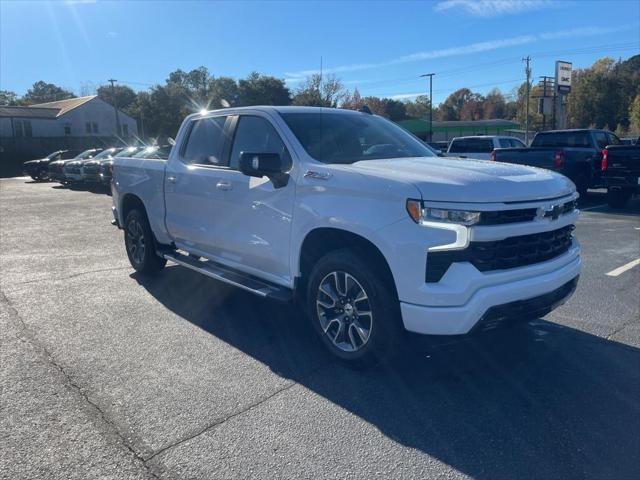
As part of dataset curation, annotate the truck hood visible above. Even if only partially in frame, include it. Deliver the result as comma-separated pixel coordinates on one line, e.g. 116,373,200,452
347,157,575,203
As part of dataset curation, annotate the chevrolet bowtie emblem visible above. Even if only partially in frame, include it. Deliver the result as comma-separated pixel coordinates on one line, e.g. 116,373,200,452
538,204,562,220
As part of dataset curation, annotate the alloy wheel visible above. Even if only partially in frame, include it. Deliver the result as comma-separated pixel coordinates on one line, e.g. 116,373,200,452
316,271,373,352
126,219,146,266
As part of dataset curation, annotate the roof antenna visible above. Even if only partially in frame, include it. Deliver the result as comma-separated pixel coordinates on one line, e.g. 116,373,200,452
359,105,372,114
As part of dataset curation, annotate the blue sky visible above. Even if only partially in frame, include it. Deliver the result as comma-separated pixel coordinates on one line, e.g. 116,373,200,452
1,0,638,104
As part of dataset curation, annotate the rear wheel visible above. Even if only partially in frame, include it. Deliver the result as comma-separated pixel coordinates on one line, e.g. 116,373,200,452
573,172,589,199
607,188,632,208
124,209,166,275
305,248,402,366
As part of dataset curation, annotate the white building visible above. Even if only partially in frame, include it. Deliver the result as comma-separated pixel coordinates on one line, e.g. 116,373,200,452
0,95,137,139
0,96,138,176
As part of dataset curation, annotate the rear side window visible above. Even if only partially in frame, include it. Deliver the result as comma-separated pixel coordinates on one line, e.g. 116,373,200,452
532,131,592,148
499,139,512,148
182,116,227,165
449,138,494,153
229,116,290,169
593,132,608,149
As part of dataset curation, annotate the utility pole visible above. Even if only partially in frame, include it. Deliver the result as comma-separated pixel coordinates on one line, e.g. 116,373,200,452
522,56,531,144
420,73,435,143
108,79,122,137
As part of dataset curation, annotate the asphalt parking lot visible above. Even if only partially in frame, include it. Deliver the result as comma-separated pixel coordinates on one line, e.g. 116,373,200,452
1,177,639,480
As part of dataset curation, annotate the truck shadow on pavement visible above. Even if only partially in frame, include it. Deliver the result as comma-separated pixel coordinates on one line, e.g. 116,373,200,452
133,266,640,479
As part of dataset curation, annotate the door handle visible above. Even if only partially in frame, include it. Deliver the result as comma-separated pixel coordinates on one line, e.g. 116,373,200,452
167,175,178,183
216,181,232,191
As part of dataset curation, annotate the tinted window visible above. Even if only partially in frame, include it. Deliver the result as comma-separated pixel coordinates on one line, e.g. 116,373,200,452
449,138,494,153
182,116,227,165
230,116,289,169
594,132,608,149
606,133,621,146
499,139,511,148
532,131,592,148
281,111,435,164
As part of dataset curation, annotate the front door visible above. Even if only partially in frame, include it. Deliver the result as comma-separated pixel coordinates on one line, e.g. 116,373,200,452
164,114,231,255
206,114,296,286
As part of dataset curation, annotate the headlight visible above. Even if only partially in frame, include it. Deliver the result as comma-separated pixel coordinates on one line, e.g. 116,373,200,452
406,200,480,226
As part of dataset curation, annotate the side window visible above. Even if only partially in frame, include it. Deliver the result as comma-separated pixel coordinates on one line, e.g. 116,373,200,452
499,139,511,148
448,139,466,153
229,116,290,170
606,133,621,146
594,132,608,149
182,116,227,165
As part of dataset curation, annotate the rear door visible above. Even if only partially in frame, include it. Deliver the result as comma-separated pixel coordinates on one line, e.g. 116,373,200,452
164,115,232,254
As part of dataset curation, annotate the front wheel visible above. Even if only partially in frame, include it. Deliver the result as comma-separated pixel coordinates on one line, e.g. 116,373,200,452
124,209,166,275
305,249,402,366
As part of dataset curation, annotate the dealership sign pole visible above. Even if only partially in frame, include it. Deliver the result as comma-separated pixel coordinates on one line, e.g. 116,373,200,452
555,61,572,129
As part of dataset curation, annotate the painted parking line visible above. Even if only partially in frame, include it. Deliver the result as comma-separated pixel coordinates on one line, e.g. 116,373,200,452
606,258,640,277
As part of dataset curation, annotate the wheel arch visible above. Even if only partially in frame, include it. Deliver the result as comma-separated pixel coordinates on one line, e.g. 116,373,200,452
120,193,147,222
297,227,398,300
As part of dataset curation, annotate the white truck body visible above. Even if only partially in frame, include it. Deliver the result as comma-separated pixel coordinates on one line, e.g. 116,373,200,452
112,106,580,352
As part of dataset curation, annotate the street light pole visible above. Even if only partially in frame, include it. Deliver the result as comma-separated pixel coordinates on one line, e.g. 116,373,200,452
420,73,435,143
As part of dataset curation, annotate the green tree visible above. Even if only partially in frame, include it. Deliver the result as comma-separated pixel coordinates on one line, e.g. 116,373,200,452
238,72,291,106
96,84,137,114
21,81,75,105
208,76,239,108
629,94,640,135
404,95,431,119
0,90,18,105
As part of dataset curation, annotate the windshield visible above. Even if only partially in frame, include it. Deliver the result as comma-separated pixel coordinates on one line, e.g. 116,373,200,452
114,147,140,157
75,149,99,160
46,150,63,160
280,111,436,164
133,147,158,158
91,148,121,160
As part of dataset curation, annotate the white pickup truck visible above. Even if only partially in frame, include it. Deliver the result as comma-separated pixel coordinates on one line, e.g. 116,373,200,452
112,106,581,365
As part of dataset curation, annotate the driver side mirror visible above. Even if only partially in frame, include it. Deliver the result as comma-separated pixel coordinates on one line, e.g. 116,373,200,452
239,152,289,188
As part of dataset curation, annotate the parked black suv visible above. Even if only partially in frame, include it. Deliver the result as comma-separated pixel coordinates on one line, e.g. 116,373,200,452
23,150,81,181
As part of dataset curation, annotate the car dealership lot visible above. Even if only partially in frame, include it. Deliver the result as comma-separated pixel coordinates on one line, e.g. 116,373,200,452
1,177,639,480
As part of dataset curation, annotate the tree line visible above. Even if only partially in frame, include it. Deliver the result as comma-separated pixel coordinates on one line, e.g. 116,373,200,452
1,55,637,140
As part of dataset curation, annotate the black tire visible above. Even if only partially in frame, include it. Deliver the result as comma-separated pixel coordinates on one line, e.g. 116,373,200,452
573,172,589,199
607,188,632,209
305,248,402,367
124,208,166,275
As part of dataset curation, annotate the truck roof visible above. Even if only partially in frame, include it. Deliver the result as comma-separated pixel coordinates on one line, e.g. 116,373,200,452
194,105,372,116
536,128,612,134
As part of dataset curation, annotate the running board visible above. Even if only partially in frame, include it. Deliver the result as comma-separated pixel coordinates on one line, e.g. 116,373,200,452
162,251,292,302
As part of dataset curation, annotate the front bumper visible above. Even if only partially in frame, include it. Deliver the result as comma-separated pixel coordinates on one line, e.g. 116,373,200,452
400,251,581,335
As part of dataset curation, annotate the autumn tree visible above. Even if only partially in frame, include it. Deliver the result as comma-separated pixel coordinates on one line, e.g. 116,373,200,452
292,74,345,107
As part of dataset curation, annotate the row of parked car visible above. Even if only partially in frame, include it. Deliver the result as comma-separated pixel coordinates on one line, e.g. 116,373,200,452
23,145,172,187
427,130,640,208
